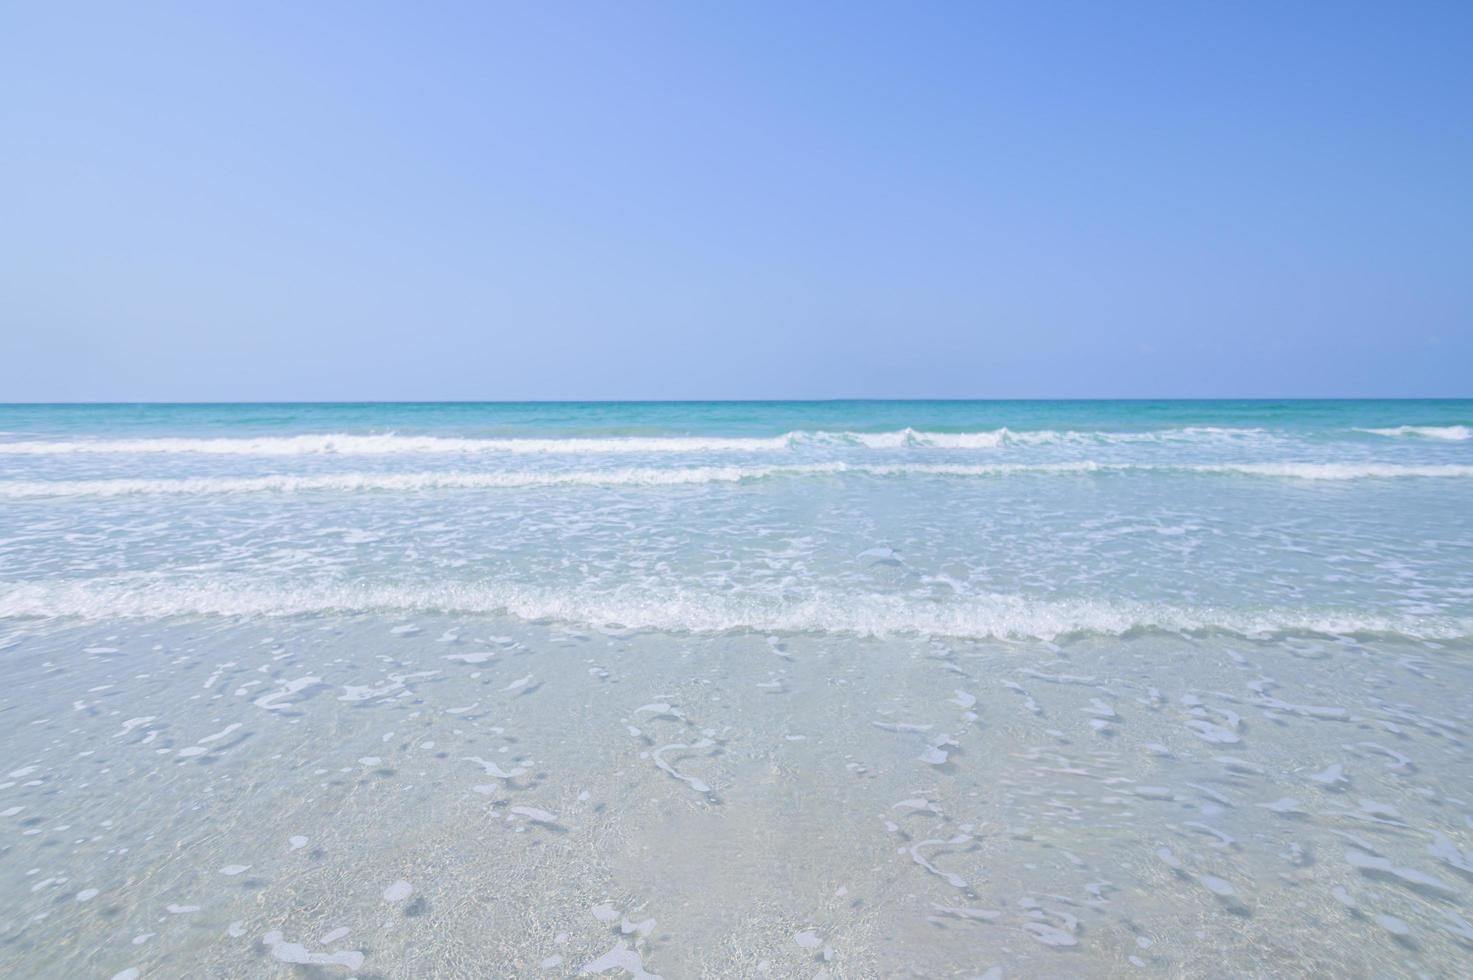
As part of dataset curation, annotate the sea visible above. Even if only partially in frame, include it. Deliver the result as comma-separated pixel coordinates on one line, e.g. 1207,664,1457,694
1,399,1470,978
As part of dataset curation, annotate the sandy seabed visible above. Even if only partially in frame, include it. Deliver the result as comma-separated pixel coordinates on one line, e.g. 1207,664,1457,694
3,616,1472,979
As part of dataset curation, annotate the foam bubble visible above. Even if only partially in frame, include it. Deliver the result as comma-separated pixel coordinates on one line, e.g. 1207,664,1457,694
262,930,365,971
580,941,663,979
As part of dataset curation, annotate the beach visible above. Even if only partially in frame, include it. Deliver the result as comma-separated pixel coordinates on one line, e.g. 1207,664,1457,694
2,400,1471,977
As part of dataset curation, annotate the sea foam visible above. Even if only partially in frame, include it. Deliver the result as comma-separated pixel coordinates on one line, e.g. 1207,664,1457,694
1,578,1466,640
1359,425,1471,441
2,461,1469,497
0,426,1276,455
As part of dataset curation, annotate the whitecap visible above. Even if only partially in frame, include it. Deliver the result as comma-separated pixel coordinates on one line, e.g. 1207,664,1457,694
6,578,1468,642
1359,425,1471,440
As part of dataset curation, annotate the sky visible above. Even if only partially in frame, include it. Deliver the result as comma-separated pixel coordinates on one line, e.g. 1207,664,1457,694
1,1,1470,401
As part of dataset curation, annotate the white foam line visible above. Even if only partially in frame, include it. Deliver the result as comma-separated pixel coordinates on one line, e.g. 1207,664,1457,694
1181,463,1473,479
0,465,845,497
0,433,793,455
2,579,1467,641
1358,425,1470,441
3,460,1470,498
0,426,1279,456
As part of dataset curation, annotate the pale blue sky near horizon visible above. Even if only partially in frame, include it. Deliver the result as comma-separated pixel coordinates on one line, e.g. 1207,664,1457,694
2,1,1470,402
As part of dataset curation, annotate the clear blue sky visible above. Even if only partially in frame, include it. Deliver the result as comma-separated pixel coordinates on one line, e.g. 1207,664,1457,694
2,2,1469,401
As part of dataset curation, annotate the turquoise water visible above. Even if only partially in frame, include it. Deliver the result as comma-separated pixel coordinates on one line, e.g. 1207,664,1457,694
2,400,1470,635
2,401,1472,977
3,398,1470,440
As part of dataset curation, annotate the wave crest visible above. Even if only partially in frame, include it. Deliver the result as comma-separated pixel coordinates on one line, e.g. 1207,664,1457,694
0,433,796,456
3,461,1470,497
1359,425,1471,441
0,426,1277,455
1,578,1465,641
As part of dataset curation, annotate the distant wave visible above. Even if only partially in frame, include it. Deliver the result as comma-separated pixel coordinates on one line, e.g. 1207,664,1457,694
2,578,1466,641
0,465,851,497
9,425,1473,455
0,426,1277,456
0,433,794,455
4,461,1471,497
1180,462,1473,480
1358,425,1471,441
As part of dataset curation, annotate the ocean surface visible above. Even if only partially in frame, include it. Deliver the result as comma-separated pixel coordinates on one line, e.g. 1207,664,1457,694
1,399,1471,978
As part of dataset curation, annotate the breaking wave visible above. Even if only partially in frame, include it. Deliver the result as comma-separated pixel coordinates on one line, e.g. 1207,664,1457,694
2,578,1466,641
1359,425,1471,441
0,426,1277,456
3,461,1471,497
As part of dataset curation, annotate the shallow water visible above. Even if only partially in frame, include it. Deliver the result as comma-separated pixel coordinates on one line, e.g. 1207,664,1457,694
1,401,1471,978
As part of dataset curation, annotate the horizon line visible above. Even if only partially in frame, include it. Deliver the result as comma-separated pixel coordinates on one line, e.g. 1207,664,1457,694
3,396,1473,408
